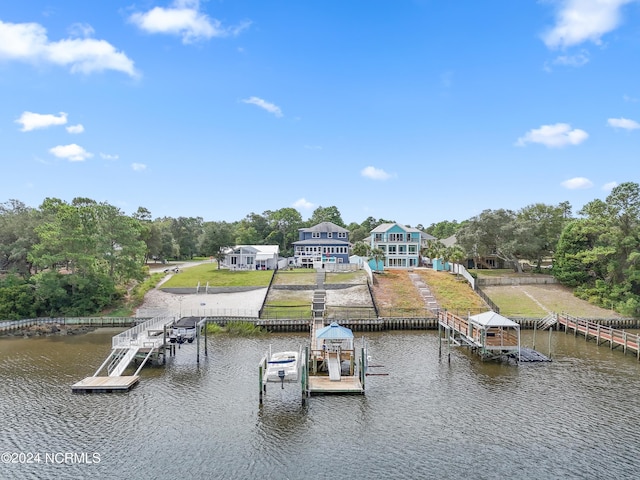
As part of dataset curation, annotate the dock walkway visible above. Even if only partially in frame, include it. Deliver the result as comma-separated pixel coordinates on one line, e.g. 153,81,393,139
558,313,640,359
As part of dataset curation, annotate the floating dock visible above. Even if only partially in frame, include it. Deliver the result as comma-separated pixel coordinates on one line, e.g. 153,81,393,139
71,375,139,393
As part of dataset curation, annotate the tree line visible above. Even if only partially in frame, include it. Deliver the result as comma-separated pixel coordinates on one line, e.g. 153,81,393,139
1,182,639,318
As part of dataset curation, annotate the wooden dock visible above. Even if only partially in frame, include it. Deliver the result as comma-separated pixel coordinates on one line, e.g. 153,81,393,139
558,313,640,359
71,376,139,393
513,347,551,362
308,375,364,395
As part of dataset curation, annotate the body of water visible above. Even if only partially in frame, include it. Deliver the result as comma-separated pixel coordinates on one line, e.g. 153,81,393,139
1,328,640,479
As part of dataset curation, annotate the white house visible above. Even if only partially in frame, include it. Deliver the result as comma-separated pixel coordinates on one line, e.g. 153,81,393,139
223,245,280,270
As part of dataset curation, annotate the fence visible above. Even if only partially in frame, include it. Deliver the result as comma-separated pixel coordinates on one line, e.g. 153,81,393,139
0,317,146,333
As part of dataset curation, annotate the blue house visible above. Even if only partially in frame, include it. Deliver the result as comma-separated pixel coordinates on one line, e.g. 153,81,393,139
368,223,435,270
293,222,350,268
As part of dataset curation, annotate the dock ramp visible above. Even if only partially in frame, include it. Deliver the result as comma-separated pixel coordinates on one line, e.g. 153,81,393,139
328,354,341,381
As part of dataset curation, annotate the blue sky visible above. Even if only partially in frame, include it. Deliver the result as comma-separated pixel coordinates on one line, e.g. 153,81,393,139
1,0,639,227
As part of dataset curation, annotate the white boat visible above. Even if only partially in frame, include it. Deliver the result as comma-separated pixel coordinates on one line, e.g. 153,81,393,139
169,317,197,344
265,350,300,384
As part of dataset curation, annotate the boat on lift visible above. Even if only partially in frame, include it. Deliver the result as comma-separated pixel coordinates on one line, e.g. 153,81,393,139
265,349,300,386
169,317,197,344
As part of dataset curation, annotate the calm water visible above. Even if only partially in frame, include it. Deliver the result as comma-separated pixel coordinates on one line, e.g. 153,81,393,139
1,328,640,480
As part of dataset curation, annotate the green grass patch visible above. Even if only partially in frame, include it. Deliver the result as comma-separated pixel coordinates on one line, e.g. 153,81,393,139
273,270,317,285
481,288,547,317
420,270,487,313
161,265,273,288
261,302,311,319
205,321,266,336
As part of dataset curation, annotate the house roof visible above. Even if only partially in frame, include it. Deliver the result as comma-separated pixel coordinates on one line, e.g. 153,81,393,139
299,221,349,234
469,311,519,328
227,245,279,255
370,223,435,240
292,238,350,246
316,322,354,339
440,234,457,247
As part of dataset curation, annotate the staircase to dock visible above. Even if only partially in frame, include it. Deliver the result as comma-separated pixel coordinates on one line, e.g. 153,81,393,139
409,273,440,311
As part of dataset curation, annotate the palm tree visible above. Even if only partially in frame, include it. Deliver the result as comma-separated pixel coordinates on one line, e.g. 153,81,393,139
446,245,466,278
369,247,385,272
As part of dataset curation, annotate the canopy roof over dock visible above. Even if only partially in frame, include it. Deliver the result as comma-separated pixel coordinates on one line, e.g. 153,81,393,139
469,311,519,328
316,322,354,340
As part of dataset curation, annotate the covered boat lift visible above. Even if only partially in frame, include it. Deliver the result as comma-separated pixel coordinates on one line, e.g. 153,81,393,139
438,310,521,361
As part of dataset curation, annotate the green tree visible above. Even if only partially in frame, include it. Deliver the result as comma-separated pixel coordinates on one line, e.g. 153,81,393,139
200,221,234,269
309,206,345,227
426,220,461,239
0,199,40,278
456,209,521,271
170,216,203,259
516,202,570,270
351,241,371,257
264,208,303,256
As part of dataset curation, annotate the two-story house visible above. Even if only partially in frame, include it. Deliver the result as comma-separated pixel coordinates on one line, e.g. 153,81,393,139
292,222,350,268
369,223,435,270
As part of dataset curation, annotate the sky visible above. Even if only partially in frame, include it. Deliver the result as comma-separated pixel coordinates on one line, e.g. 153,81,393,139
1,0,639,227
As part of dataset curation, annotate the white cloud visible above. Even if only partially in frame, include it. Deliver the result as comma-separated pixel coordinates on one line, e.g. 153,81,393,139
293,198,314,210
49,143,93,162
66,124,84,134
0,20,137,77
602,181,618,191
242,96,283,117
607,117,640,130
100,153,119,160
553,50,590,67
542,0,634,49
515,123,588,148
131,163,147,171
623,94,638,103
561,177,594,189
129,0,250,44
361,166,392,180
15,111,67,131
68,23,95,38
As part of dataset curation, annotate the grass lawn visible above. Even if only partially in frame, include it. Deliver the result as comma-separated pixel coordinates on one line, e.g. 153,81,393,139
161,264,273,288
419,270,487,313
480,287,547,317
272,269,317,285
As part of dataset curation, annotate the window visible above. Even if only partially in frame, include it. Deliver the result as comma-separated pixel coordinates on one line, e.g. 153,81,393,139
389,233,405,242
338,232,347,238
388,245,397,254
312,232,320,238
327,232,333,238
231,257,237,265
398,246,406,254
374,233,384,241
409,245,417,254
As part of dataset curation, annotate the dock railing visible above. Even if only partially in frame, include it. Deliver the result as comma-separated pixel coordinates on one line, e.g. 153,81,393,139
559,313,640,358
111,316,174,349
